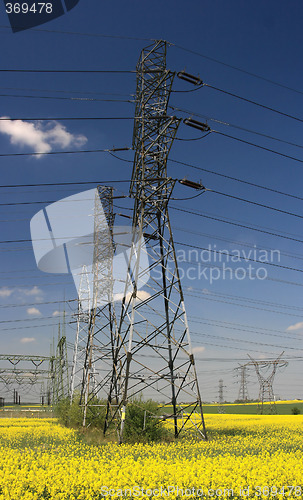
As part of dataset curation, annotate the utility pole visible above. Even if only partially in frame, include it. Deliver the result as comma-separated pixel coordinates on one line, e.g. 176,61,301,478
104,40,207,443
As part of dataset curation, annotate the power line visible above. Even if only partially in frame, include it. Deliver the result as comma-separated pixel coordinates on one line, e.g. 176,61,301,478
189,316,303,341
0,86,131,97
0,315,66,325
0,179,132,189
205,83,303,124
174,226,303,262
176,240,303,273
207,188,303,220
0,93,132,102
176,255,303,288
0,116,134,121
186,287,303,313
0,323,64,333
0,28,300,98
0,154,301,207
186,291,303,318
0,25,153,41
169,158,303,202
113,202,303,247
172,43,303,97
171,206,303,244
171,106,303,152
0,69,135,73
0,182,301,228
191,330,303,352
0,299,75,309
213,130,303,166
0,146,131,158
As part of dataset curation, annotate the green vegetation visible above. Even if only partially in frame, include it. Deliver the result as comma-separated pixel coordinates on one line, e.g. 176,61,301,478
54,392,107,429
124,397,167,442
55,394,167,442
291,406,301,415
201,401,303,415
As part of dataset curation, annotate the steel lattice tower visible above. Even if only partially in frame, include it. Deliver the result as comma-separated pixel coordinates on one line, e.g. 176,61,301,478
0,354,53,402
217,379,225,414
248,353,287,414
70,265,92,401
53,320,69,404
80,186,117,426
104,40,206,442
235,364,250,402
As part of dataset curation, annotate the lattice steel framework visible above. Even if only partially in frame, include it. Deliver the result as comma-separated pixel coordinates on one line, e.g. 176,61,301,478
217,379,225,414
0,355,54,400
248,353,287,414
53,321,69,404
80,186,117,426
70,264,91,401
104,40,207,442
236,364,250,402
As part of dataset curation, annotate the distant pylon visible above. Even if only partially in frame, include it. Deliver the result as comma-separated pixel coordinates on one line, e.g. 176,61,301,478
217,379,225,414
236,364,250,402
248,352,287,414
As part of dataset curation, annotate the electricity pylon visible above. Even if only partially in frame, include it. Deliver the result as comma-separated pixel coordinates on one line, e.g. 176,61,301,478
0,354,53,401
80,186,117,426
70,265,91,401
217,379,226,413
235,364,250,402
53,319,69,404
248,352,287,414
104,40,207,442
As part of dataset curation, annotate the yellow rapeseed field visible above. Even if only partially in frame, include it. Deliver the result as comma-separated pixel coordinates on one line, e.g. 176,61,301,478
0,414,302,499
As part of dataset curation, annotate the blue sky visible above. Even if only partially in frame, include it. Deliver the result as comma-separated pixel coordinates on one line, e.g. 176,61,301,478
0,0,302,402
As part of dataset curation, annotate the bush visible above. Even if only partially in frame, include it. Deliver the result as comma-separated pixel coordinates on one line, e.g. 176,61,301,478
124,397,167,442
54,392,107,429
55,394,168,442
291,407,301,415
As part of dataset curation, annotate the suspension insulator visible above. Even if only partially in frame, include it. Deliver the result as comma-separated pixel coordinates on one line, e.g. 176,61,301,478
177,71,203,86
183,117,211,132
179,178,205,190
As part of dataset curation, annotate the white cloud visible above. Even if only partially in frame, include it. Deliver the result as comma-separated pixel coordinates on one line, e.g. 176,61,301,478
20,337,35,344
0,117,87,158
19,286,43,297
192,346,205,355
52,310,61,317
114,290,151,303
27,307,42,316
287,321,303,332
136,290,151,302
0,287,14,298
